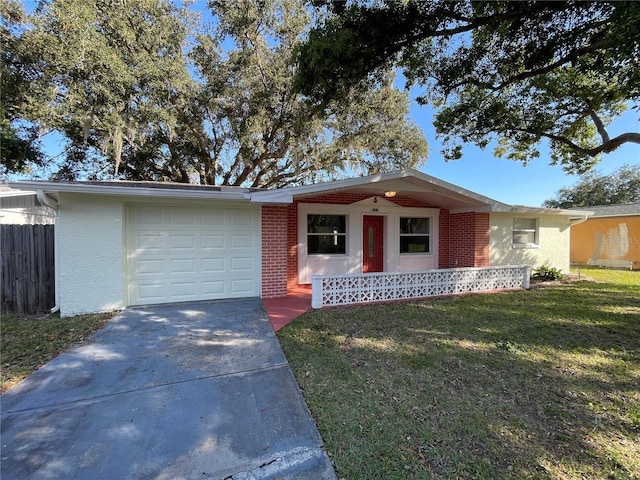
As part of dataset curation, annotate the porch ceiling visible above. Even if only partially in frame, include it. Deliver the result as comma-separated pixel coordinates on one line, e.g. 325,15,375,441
249,169,511,212
294,177,503,212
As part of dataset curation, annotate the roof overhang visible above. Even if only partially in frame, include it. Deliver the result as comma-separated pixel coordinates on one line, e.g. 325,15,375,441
0,184,37,198
251,169,511,213
494,204,594,218
8,170,594,219
8,180,252,202
250,169,510,212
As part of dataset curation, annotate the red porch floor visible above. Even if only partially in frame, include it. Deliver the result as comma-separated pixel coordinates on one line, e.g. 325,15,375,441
262,286,312,332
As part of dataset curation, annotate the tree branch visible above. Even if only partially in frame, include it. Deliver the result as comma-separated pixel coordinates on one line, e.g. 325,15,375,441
587,104,611,144
515,127,639,156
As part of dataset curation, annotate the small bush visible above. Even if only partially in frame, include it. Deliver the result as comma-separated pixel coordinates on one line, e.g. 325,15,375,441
533,265,564,281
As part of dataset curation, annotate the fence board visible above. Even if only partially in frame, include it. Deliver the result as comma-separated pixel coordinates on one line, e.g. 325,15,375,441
1,225,55,314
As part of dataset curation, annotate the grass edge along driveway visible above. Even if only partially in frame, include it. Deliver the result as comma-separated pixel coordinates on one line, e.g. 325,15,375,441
278,267,640,480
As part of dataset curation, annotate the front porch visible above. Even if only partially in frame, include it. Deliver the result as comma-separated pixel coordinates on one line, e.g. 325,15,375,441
263,285,312,331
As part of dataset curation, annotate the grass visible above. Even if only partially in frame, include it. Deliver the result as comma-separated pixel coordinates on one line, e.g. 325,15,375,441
0,311,112,393
278,266,640,479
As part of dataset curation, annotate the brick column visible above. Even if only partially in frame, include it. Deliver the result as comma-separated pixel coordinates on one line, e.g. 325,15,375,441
261,206,288,298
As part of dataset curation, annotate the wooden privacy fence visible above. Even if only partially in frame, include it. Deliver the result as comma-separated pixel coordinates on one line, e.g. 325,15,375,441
1,225,55,314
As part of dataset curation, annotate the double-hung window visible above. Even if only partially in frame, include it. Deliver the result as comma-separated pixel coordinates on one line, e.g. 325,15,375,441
400,217,430,254
307,214,347,254
512,218,537,247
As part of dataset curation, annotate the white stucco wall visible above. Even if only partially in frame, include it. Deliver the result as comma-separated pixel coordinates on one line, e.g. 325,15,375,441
490,213,571,272
57,193,125,316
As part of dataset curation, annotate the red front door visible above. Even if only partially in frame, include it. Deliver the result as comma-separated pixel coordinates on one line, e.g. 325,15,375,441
363,216,384,273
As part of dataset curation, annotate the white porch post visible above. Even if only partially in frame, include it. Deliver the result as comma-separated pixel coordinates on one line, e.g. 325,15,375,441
523,265,531,289
311,275,322,308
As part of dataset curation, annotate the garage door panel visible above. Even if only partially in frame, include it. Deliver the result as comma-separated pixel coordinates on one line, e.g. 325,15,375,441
230,278,256,295
202,280,225,295
230,234,254,248
134,209,163,224
202,257,226,272
230,210,254,226
127,205,260,305
170,211,195,225
136,282,166,302
137,234,164,250
169,281,197,297
169,258,196,273
202,235,225,249
170,235,195,249
230,257,254,271
137,259,165,275
202,211,225,225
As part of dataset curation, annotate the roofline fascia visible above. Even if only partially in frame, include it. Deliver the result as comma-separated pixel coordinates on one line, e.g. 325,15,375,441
491,204,594,216
9,181,250,201
586,212,640,219
450,206,494,214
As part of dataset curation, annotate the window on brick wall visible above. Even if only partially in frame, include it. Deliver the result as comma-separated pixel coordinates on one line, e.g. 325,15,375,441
400,217,430,254
307,214,347,254
512,218,538,247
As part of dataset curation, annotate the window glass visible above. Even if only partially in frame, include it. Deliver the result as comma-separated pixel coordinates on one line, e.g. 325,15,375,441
307,214,347,254
400,217,430,254
513,218,536,231
512,218,537,246
400,217,430,234
307,215,346,233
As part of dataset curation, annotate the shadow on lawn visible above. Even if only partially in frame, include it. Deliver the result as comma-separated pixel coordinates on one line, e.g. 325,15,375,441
280,280,640,479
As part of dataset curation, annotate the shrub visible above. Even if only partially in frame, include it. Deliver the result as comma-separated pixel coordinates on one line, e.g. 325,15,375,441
533,265,564,281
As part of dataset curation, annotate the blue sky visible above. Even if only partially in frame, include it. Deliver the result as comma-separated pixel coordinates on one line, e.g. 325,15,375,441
408,104,639,207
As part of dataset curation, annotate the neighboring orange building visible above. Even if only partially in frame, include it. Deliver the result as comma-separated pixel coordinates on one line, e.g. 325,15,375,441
571,203,640,270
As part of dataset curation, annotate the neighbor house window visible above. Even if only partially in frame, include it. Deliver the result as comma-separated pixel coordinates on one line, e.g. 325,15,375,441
400,217,430,254
307,214,347,254
512,218,537,247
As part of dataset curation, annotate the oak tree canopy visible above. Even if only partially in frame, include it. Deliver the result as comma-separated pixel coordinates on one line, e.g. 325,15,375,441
295,0,640,174
1,0,427,186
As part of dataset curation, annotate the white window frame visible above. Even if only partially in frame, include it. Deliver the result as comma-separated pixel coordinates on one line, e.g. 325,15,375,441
512,217,538,248
306,214,348,256
399,217,431,255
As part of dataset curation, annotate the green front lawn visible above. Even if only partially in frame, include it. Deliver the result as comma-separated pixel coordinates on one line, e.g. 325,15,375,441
278,267,640,479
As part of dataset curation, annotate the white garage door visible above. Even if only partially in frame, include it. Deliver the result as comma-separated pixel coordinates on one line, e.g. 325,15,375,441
126,204,260,305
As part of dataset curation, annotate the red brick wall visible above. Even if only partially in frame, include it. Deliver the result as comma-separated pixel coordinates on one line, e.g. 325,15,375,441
446,212,490,268
286,203,298,289
439,209,451,268
474,213,490,266
261,206,288,298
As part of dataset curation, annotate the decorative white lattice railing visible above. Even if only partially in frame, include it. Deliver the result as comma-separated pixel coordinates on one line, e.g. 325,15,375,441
311,265,531,309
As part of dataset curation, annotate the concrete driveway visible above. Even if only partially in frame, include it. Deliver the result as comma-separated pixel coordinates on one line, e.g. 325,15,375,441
1,298,336,479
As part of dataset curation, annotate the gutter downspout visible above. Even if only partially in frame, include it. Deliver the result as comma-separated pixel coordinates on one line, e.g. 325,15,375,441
37,190,60,314
569,213,590,227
